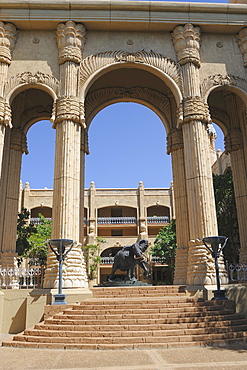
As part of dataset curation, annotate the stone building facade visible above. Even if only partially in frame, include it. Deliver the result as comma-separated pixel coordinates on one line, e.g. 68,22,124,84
1,0,247,290
20,180,173,283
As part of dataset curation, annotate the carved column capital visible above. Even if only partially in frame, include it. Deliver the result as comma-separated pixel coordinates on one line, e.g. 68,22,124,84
10,127,28,154
0,97,12,127
182,96,211,124
224,128,243,153
0,21,18,65
236,28,247,68
172,24,201,67
53,97,86,127
56,21,86,65
167,128,183,154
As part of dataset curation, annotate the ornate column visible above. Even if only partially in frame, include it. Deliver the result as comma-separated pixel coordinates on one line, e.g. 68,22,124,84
1,128,28,268
80,124,89,244
224,93,247,264
172,24,227,285
167,128,190,285
44,21,88,288
0,22,17,177
86,181,97,245
138,181,148,240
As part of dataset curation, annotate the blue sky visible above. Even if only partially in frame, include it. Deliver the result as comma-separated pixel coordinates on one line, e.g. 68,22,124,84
21,102,224,190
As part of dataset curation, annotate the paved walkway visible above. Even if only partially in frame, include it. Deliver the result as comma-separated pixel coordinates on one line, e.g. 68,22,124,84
1,334,247,370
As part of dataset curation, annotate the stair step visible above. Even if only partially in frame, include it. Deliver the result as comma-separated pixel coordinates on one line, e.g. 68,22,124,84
3,336,247,350
23,324,247,338
3,285,247,350
11,330,247,344
35,319,247,332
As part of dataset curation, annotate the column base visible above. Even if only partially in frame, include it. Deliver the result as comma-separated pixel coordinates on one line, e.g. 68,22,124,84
52,294,67,305
212,289,228,300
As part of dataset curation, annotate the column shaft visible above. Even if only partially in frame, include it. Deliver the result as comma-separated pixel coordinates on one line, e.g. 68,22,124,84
230,149,247,263
171,147,190,285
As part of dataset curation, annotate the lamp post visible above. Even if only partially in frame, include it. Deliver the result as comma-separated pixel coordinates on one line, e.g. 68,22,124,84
201,236,228,300
48,239,75,305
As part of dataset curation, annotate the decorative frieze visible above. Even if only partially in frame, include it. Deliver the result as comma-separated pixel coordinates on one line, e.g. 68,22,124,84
81,128,89,154
0,97,11,127
10,127,28,154
53,97,86,127
80,51,183,94
0,21,18,65
4,71,60,97
85,87,171,124
56,21,86,65
200,74,247,99
236,28,247,68
225,128,243,153
166,128,183,154
172,24,201,67
182,96,211,124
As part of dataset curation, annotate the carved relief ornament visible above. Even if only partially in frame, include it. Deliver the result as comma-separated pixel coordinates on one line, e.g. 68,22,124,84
0,21,18,65
81,128,89,154
200,74,247,99
56,21,86,65
10,127,28,154
0,97,11,127
85,87,171,125
4,71,60,97
224,128,243,153
182,96,211,124
80,51,183,94
236,28,247,68
52,96,85,128
166,128,183,154
172,24,201,67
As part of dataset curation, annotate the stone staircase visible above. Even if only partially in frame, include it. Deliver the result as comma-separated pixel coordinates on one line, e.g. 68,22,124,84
3,285,247,349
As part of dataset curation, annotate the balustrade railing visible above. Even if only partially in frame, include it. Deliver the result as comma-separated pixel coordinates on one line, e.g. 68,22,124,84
97,217,137,224
30,217,52,225
147,216,170,224
100,256,167,265
100,256,115,264
0,266,44,289
151,256,167,264
228,263,247,283
30,217,87,225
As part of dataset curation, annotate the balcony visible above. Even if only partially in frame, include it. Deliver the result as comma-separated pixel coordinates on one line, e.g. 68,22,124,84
100,256,168,265
97,217,137,225
30,217,88,225
100,256,115,265
147,216,169,224
30,218,52,225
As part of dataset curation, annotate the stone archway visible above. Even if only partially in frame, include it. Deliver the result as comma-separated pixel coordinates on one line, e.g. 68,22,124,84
206,84,247,265
1,2,247,292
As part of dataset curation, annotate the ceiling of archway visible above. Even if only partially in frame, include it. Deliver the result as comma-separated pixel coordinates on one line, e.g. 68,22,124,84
85,68,175,130
88,68,171,95
208,87,247,133
11,89,53,130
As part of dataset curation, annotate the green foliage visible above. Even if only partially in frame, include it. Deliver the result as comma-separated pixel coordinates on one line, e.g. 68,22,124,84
213,171,240,264
151,220,177,270
27,214,52,265
16,208,37,256
84,237,105,280
16,209,51,265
